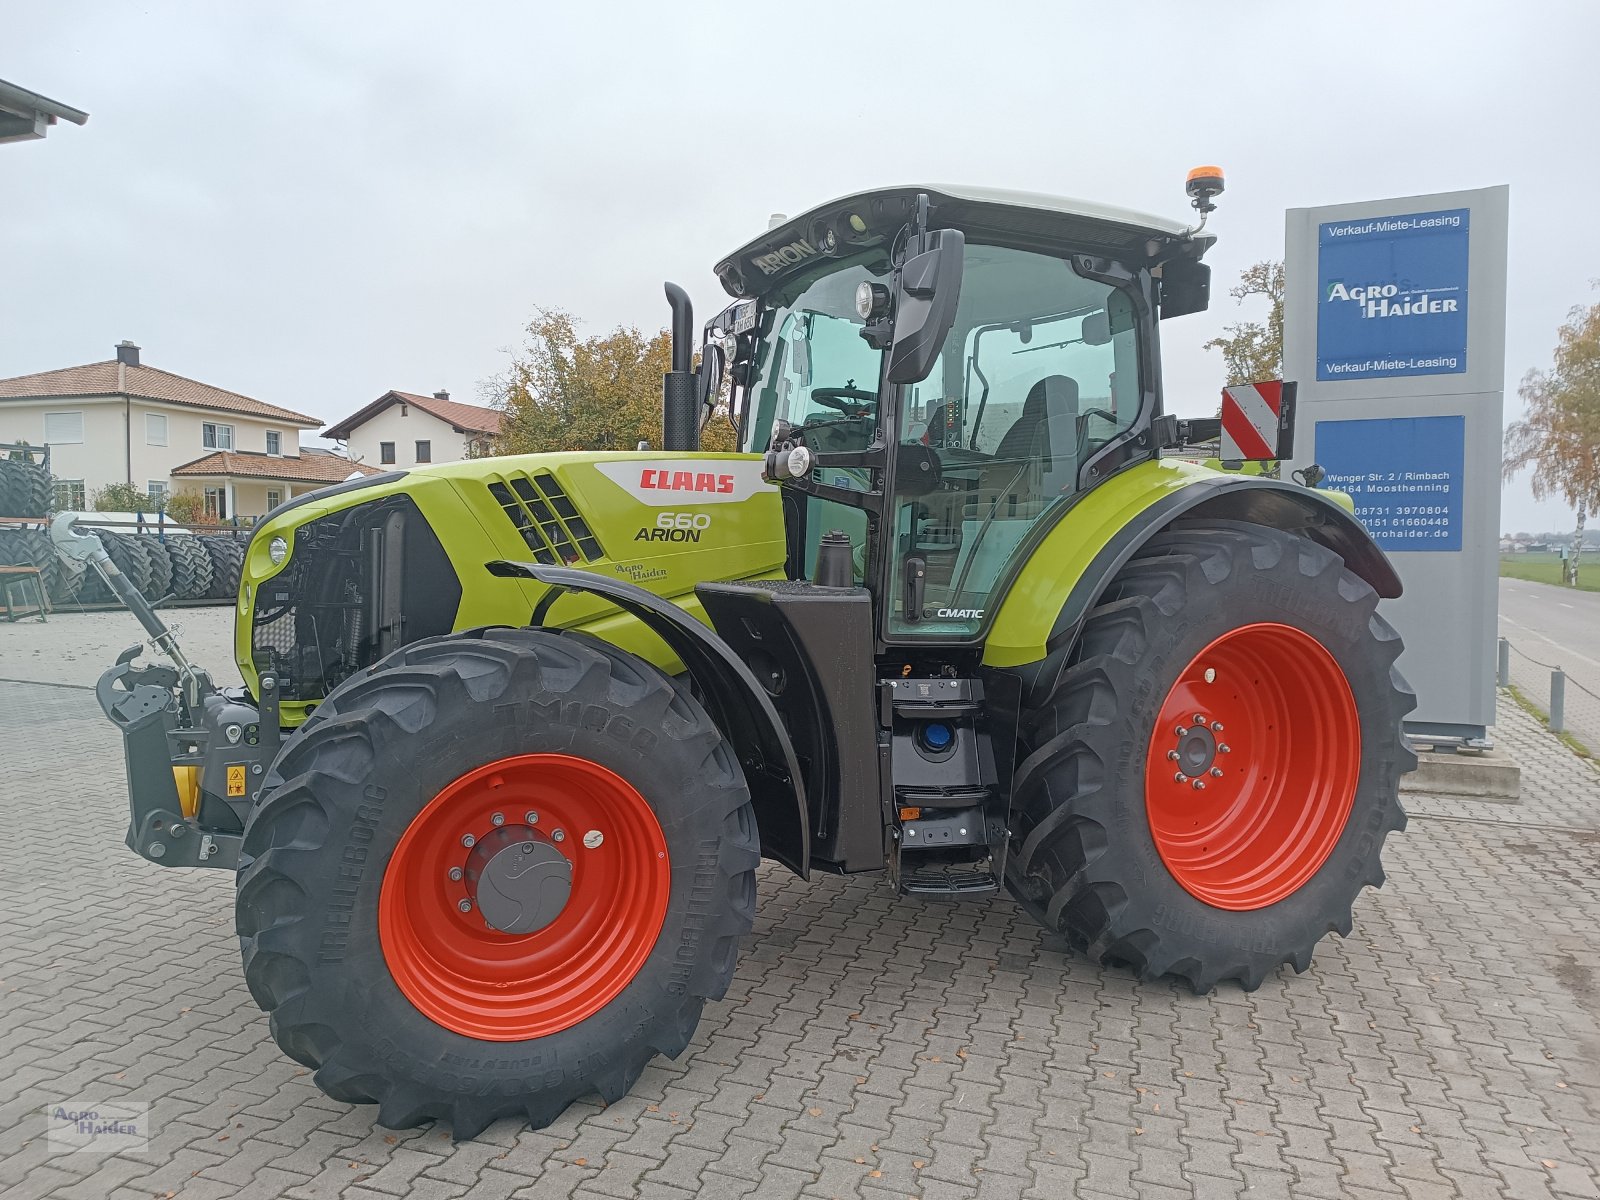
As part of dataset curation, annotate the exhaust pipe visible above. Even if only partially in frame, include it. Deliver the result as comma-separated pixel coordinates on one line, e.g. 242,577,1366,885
662,282,698,452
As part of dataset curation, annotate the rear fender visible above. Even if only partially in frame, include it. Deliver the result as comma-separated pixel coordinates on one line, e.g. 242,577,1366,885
984,461,1400,698
486,561,810,878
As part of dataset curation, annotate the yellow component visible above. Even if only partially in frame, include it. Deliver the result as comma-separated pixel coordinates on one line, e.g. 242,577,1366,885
1187,164,1225,185
899,807,922,822
226,764,247,798
173,765,201,819
848,213,867,233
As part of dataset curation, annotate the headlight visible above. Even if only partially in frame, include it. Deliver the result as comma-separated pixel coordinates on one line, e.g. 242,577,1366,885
786,446,813,478
855,281,890,320
268,536,288,565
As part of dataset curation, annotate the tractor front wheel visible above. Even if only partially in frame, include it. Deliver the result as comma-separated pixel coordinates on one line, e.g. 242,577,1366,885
1009,521,1415,992
236,627,758,1138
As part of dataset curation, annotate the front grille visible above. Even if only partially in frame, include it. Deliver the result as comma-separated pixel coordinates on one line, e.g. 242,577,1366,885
487,471,604,563
250,495,460,703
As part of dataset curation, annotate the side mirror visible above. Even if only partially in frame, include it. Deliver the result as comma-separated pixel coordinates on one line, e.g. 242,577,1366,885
886,228,965,385
696,342,724,413
1158,257,1210,320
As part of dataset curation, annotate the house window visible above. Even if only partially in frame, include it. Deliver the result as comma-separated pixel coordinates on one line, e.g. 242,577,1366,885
204,487,228,519
380,441,396,465
146,412,168,446
266,430,282,456
147,481,168,504
415,440,431,463
203,422,234,450
52,479,85,510
44,411,84,444
266,488,283,511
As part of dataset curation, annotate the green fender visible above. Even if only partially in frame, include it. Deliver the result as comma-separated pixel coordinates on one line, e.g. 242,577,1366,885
982,458,1400,670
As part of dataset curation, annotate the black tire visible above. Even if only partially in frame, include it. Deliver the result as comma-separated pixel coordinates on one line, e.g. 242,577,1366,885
101,533,152,599
236,626,758,1139
1008,521,1414,993
0,529,60,599
141,536,174,600
202,535,244,600
167,536,215,599
0,459,49,518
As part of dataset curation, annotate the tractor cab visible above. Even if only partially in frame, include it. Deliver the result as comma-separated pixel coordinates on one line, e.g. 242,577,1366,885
702,185,1216,647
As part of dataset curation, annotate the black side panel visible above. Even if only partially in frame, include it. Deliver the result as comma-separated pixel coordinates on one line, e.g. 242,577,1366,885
485,561,810,877
697,580,881,874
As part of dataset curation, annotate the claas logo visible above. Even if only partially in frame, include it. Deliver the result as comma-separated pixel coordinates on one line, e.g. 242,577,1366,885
638,469,735,494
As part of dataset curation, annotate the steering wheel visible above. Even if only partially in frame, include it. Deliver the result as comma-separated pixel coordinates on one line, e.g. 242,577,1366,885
811,385,877,416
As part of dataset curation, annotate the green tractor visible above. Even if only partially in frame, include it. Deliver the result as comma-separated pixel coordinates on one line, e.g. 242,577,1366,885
68,173,1414,1139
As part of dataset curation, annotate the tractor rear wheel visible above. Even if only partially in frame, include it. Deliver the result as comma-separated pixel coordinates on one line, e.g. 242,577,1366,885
1008,521,1414,992
236,626,758,1138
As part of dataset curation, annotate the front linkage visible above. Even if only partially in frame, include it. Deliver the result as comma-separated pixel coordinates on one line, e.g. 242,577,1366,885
54,514,274,869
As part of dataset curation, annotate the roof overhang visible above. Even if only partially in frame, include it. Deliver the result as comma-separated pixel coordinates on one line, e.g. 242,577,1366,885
0,78,88,145
715,183,1215,298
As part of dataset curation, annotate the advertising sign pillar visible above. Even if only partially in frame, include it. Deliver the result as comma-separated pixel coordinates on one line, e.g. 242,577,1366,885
1282,186,1509,744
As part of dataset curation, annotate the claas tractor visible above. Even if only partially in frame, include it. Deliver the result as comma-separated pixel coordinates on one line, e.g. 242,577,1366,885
66,172,1414,1139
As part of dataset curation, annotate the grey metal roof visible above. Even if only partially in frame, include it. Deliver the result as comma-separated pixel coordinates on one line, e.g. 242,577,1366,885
0,78,89,145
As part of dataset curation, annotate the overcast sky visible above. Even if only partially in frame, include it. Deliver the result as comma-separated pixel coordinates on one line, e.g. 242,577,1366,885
4,1,1595,532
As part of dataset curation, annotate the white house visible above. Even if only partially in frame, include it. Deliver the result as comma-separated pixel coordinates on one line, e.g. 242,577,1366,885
0,341,375,519
323,389,502,469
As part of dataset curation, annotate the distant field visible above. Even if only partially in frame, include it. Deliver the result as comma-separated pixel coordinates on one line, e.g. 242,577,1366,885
1499,551,1600,591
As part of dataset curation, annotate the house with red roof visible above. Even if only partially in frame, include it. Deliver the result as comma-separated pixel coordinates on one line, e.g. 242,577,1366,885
0,340,377,519
322,389,503,470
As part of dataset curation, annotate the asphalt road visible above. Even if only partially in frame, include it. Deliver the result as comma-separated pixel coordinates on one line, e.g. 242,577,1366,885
1499,576,1600,748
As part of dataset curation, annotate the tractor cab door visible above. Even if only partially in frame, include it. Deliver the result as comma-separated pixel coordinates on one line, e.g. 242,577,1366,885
885,242,1145,641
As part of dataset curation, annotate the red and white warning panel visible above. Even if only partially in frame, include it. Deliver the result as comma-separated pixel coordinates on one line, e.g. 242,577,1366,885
1220,381,1296,461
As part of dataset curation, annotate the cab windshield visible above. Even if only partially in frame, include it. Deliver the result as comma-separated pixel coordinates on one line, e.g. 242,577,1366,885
741,253,890,458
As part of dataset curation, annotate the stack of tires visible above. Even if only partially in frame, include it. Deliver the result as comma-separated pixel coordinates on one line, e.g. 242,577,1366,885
0,457,51,519
0,528,62,601
198,533,245,601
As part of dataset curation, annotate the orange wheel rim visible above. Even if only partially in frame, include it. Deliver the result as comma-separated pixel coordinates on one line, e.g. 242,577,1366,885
1144,623,1361,911
379,754,671,1040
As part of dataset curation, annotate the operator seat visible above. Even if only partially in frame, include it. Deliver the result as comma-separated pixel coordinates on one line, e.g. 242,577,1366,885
976,375,1080,518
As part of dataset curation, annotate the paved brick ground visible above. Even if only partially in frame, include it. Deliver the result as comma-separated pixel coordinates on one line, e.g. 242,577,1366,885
2,618,1599,1199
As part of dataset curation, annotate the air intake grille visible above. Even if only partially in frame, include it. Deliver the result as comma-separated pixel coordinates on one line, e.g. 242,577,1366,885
487,472,604,564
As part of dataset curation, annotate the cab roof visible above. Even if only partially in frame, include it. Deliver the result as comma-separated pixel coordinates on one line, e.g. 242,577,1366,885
715,183,1214,298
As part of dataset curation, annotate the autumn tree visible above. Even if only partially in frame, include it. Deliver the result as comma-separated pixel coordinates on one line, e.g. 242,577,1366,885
1204,260,1285,387
490,309,734,455
1503,292,1600,585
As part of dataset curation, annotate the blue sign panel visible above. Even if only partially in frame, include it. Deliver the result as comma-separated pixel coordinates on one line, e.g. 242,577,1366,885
1316,208,1470,381
1315,416,1464,552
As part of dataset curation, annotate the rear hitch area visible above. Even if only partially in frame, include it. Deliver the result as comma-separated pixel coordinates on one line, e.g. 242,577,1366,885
53,513,279,869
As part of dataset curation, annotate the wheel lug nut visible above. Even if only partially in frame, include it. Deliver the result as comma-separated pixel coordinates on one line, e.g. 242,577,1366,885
1167,750,1180,762
1174,772,1189,784
1193,714,1206,726
1218,743,1231,754
457,898,472,912
583,830,604,849
460,833,475,848
551,829,566,843
524,810,539,824
1210,767,1224,778
448,867,463,881
1174,725,1186,737
491,812,505,826
1192,779,1206,791
1212,722,1224,733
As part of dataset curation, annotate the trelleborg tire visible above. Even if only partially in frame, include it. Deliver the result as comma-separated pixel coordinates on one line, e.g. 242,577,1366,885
236,626,759,1139
1007,520,1415,993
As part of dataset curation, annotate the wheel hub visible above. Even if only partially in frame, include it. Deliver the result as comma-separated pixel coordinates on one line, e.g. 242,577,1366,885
1172,721,1218,778
464,828,572,934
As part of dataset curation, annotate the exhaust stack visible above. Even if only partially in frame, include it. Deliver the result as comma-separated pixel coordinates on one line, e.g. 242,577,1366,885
661,282,698,452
